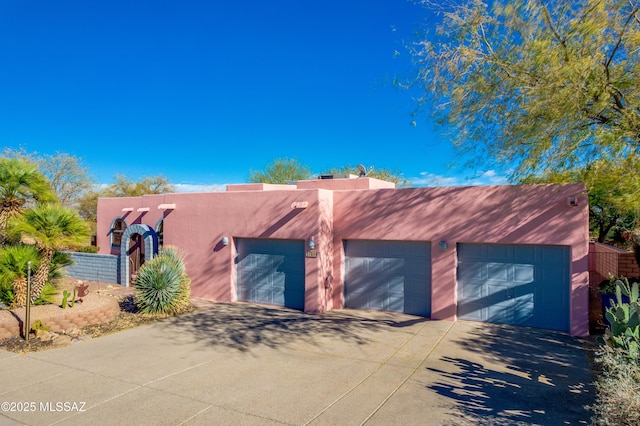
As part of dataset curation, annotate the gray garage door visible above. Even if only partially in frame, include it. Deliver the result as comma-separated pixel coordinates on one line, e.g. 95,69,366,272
457,243,570,331
236,238,305,310
344,240,431,316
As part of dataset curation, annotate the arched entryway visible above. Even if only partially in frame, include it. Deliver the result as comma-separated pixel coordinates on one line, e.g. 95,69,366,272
120,224,158,287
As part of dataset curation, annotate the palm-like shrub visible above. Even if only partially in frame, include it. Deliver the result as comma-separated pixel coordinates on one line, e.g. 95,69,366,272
7,203,89,301
134,247,191,315
0,245,39,307
0,158,55,243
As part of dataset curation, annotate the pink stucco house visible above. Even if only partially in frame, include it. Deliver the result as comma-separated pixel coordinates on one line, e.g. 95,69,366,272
96,176,589,336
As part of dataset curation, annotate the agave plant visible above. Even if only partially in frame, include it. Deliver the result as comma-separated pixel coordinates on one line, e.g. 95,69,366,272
133,247,191,315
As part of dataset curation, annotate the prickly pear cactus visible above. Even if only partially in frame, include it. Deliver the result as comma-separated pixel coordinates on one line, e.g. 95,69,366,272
604,277,640,359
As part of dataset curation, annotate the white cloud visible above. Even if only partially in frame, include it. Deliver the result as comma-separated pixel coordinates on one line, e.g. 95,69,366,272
410,172,460,187
409,170,509,187
173,183,227,193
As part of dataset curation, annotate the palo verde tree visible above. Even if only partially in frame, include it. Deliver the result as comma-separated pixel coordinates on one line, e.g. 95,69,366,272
322,165,410,187
521,156,640,242
248,158,312,184
78,174,175,222
413,0,640,176
100,174,175,197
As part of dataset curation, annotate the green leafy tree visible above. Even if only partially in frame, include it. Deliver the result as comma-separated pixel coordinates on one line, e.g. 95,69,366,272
0,158,56,242
101,174,175,197
413,0,640,176
522,156,640,242
322,165,410,187
77,190,100,222
78,175,175,223
8,204,89,301
2,148,93,210
248,158,311,184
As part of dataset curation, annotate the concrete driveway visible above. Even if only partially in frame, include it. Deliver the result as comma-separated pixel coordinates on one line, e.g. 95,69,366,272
0,303,595,425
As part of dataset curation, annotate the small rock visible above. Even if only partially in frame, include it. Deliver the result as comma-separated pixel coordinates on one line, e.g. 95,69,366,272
65,325,82,338
52,334,72,346
35,330,53,341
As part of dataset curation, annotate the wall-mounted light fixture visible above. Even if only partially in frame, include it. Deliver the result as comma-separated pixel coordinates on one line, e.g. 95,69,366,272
308,236,315,250
221,237,229,246
439,241,448,252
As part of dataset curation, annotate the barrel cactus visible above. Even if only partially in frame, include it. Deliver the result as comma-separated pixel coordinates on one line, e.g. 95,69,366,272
133,246,191,315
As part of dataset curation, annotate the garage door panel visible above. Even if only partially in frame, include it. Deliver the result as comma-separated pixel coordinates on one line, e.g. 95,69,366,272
513,264,534,282
345,240,431,316
460,262,488,281
457,243,569,331
487,263,510,280
236,239,305,310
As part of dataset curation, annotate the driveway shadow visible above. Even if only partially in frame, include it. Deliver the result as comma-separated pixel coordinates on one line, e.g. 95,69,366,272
427,323,595,425
160,303,428,352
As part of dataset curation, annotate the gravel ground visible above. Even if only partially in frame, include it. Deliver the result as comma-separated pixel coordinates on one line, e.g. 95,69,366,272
0,279,196,353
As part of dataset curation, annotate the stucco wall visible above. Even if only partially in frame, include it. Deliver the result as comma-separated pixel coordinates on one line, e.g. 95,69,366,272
97,190,333,312
97,181,589,335
332,183,589,336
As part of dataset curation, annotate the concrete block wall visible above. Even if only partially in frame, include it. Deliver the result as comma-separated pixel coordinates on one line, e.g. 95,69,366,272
619,252,640,277
589,243,622,279
64,252,120,284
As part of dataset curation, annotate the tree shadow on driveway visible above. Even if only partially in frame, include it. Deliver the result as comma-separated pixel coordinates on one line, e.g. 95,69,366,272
159,302,429,352
426,323,595,425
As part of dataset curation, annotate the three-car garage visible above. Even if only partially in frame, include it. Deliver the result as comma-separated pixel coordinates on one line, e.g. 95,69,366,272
235,238,572,332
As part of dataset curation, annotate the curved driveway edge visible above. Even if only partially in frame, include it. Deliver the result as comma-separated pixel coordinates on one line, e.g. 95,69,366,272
0,303,595,425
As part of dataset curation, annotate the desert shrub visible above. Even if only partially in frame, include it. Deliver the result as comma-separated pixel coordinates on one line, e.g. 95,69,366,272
0,245,39,307
133,246,191,315
592,348,640,425
592,276,640,424
0,287,14,307
49,251,73,281
69,244,99,254
32,282,58,305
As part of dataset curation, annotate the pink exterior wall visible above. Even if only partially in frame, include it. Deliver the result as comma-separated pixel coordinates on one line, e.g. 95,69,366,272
331,184,589,336
296,177,395,190
98,189,333,312
96,180,589,335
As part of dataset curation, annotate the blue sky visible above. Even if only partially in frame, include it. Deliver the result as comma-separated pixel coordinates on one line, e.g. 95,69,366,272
0,0,506,190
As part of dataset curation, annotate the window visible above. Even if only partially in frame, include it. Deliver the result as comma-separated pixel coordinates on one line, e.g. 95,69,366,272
111,218,128,247
155,218,164,249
